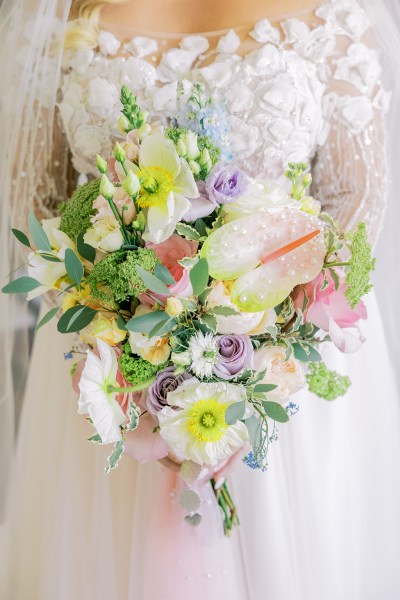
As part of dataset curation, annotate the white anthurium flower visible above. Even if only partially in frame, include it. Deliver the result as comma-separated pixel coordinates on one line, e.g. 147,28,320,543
206,281,277,335
125,132,199,243
78,339,126,444
222,179,292,223
158,377,250,465
27,217,75,300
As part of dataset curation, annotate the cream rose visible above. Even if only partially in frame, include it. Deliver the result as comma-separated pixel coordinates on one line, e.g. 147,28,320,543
253,347,305,403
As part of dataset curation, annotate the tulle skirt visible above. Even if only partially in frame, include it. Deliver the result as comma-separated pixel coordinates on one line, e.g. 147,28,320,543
1,292,400,600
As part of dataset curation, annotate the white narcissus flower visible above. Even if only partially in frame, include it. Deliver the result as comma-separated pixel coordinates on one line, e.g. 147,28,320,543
158,377,249,465
78,339,126,444
125,131,199,243
253,346,306,403
27,217,75,300
84,215,124,252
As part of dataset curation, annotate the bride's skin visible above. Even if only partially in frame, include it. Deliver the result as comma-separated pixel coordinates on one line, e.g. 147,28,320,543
101,0,321,34
100,0,319,472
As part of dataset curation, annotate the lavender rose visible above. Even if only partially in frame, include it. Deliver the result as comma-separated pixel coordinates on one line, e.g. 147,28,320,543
212,334,254,380
146,366,191,415
205,163,248,205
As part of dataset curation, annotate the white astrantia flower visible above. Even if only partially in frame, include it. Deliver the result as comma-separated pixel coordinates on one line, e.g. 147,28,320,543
78,339,126,444
158,377,249,465
126,131,199,243
188,331,219,378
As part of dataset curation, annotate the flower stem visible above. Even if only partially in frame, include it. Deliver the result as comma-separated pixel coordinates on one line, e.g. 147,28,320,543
210,478,239,536
324,261,349,268
108,376,156,394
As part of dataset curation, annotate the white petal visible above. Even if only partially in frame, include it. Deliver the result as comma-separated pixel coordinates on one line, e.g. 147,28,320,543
97,339,118,381
139,135,180,178
88,397,124,444
173,159,199,198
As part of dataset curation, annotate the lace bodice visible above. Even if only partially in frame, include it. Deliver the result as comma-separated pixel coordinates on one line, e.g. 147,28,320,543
56,0,390,243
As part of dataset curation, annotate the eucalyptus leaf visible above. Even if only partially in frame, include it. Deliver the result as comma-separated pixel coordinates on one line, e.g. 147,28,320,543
148,315,176,338
262,401,289,423
136,265,171,295
12,228,31,248
64,248,84,285
35,306,60,332
104,440,124,474
190,257,209,296
117,313,127,331
77,232,96,264
57,304,97,333
2,276,42,294
253,384,278,393
244,415,265,456
225,401,246,425
154,263,175,285
126,310,169,334
28,211,51,252
39,254,62,263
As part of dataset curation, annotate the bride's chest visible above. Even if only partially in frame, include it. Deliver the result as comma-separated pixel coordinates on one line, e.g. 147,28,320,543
58,2,370,179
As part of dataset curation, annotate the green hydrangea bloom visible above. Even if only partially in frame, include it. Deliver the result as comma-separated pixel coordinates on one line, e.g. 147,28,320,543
345,222,375,309
306,362,351,401
87,248,159,307
59,178,101,240
118,353,165,386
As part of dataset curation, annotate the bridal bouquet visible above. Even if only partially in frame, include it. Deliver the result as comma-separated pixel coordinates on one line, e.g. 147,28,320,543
3,85,374,534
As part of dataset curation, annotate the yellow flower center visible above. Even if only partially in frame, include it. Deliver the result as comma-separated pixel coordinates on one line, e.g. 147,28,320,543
137,166,174,209
187,398,229,443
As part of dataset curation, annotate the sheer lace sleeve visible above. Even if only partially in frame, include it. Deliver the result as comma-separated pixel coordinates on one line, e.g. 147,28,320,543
31,106,74,223
311,29,390,247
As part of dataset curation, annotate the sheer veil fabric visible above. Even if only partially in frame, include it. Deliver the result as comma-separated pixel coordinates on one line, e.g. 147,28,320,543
0,0,399,598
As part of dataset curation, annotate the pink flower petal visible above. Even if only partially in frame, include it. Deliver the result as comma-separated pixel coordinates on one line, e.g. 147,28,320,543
328,317,365,353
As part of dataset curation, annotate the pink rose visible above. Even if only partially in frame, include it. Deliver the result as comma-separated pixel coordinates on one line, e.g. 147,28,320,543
293,269,367,353
146,234,198,299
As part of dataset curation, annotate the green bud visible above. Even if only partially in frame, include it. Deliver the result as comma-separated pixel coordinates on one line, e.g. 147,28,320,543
118,115,131,133
176,139,187,157
113,142,126,163
199,148,211,166
302,173,312,188
188,160,201,175
96,154,108,174
99,174,116,200
122,170,141,197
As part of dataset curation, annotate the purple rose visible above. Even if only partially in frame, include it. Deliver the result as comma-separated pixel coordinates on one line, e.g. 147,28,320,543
146,366,191,415
205,164,248,205
212,334,254,380
183,181,217,222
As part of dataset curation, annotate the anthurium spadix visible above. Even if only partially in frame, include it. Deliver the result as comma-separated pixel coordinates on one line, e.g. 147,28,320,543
201,206,326,312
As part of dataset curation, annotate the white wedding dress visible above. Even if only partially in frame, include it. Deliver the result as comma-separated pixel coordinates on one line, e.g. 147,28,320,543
2,2,400,599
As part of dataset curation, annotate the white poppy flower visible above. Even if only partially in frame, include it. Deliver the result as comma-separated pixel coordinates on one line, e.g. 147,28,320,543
129,132,198,243
158,378,249,465
78,339,126,444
